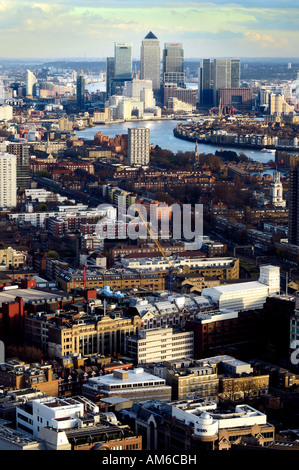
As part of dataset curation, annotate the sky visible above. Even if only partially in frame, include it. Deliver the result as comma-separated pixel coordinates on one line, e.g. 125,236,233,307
0,0,298,59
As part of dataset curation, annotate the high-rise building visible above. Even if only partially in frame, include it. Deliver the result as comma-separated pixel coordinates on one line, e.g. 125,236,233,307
76,74,85,110
140,32,161,96
288,165,299,246
128,127,150,167
213,58,240,106
106,57,115,99
0,153,17,209
163,43,185,88
7,143,30,189
114,42,132,79
26,70,37,97
198,58,214,107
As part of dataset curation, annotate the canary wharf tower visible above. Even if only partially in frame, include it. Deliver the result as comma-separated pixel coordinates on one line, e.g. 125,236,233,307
140,31,161,97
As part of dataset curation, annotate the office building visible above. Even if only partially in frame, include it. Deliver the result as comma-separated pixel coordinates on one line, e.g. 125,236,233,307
213,58,240,106
82,367,172,403
76,74,85,110
126,327,194,364
114,42,132,79
128,127,150,166
269,93,294,116
0,153,17,209
15,395,142,450
201,265,280,312
123,399,275,451
198,58,214,107
163,82,197,108
163,43,185,87
218,87,253,111
26,70,37,97
288,165,299,245
7,143,30,189
106,57,115,99
140,31,161,96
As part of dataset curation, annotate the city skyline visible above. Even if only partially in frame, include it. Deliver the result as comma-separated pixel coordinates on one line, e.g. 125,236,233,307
0,0,298,59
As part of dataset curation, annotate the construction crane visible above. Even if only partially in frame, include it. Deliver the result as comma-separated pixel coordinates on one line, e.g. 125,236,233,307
135,207,178,292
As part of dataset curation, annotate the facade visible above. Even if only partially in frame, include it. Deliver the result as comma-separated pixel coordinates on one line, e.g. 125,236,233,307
25,312,142,358
163,43,185,87
269,93,294,116
0,247,25,269
0,153,17,209
8,143,31,189
123,399,275,451
82,367,172,403
126,327,194,364
218,87,253,111
76,75,85,109
212,58,240,106
198,59,213,107
288,165,299,246
15,395,141,450
26,70,37,96
163,82,197,108
114,42,132,79
140,32,161,96
128,127,150,166
270,171,286,207
201,265,280,312
106,57,115,99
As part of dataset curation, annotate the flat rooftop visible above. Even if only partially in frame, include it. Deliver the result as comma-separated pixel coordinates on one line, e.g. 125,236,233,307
0,288,65,307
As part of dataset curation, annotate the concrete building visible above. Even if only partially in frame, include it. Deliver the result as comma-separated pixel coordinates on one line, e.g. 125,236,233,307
122,399,275,451
82,367,171,403
0,247,26,269
128,127,150,166
140,31,161,96
163,43,185,88
213,58,240,106
269,93,294,116
126,327,194,364
26,70,37,97
0,153,17,209
201,265,280,311
114,42,132,80
15,395,142,450
218,87,253,111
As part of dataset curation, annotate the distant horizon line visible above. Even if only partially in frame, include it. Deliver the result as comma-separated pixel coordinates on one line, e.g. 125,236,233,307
1,56,299,62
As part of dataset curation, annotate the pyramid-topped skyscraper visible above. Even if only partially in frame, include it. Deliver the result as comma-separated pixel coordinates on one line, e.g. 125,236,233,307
140,31,161,97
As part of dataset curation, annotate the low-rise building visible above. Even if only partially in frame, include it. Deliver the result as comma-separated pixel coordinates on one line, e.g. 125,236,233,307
82,367,172,403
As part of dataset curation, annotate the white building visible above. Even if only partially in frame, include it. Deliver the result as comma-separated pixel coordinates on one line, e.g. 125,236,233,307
26,69,37,96
128,127,150,166
270,171,286,207
0,153,17,209
140,31,161,95
0,105,13,121
201,265,280,311
126,327,194,364
16,395,99,439
82,367,171,402
121,255,236,272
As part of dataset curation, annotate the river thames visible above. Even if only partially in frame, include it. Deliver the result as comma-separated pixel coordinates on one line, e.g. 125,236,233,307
76,119,296,166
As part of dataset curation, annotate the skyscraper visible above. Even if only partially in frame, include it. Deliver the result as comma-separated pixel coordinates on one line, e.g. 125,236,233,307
163,43,185,88
114,42,132,79
76,74,85,110
106,57,115,99
7,143,30,189
198,58,214,107
140,32,161,96
212,58,240,106
128,127,150,167
26,70,37,97
288,165,299,246
0,153,17,209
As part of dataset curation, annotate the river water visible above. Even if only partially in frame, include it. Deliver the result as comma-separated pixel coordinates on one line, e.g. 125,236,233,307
76,119,296,167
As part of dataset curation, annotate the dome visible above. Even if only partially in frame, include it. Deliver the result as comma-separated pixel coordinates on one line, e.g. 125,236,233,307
199,412,212,423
